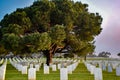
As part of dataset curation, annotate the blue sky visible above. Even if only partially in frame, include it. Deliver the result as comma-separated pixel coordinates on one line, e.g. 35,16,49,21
0,0,34,20
0,0,120,57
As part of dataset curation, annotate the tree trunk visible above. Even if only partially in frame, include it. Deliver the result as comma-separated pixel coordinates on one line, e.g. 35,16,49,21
84,55,87,61
43,44,57,66
46,53,50,66
49,51,53,63
43,50,53,66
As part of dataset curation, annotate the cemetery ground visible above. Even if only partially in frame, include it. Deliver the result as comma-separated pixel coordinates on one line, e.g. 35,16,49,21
5,61,94,80
0,58,120,80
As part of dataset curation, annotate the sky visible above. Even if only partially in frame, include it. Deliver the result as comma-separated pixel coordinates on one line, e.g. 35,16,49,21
0,0,120,57
78,0,120,57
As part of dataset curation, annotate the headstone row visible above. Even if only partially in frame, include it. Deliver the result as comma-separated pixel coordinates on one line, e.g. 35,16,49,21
84,62,103,80
9,57,80,80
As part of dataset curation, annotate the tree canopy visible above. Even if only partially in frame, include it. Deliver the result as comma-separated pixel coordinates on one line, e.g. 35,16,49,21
0,0,102,65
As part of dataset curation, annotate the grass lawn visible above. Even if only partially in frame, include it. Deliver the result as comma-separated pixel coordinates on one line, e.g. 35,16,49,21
103,69,120,80
5,61,120,80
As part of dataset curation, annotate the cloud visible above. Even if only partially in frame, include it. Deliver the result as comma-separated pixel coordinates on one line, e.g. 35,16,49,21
93,0,120,57
95,13,120,56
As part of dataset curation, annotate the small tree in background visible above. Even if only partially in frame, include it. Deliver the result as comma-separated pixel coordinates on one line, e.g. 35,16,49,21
117,53,120,57
98,51,111,57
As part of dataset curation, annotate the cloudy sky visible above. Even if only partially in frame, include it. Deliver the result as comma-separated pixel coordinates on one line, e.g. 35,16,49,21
79,0,120,57
0,0,120,57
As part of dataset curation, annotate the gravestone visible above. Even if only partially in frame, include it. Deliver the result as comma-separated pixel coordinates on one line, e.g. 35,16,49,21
28,68,36,80
0,61,7,80
94,68,103,80
99,62,102,69
102,63,106,71
86,63,91,71
64,63,67,67
0,68,4,80
72,63,76,71
44,64,49,74
30,64,33,68
18,64,22,71
0,59,3,64
58,64,61,69
72,62,78,71
49,63,52,68
60,68,68,80
61,63,65,68
112,62,118,69
116,66,120,76
52,64,57,71
67,65,72,74
35,64,40,71
22,66,27,74
90,65,95,74
108,63,112,72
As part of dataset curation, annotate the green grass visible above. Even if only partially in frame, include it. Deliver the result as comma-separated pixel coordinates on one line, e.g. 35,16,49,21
69,63,94,80
5,63,28,80
36,65,60,80
103,69,120,80
5,62,94,80
5,61,120,80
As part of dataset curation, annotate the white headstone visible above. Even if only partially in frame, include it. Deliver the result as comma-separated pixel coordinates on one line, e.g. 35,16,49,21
116,66,120,76
0,59,3,64
30,64,33,68
64,63,67,67
67,65,72,74
72,63,78,71
102,63,106,71
0,68,5,80
86,64,91,71
44,64,49,74
52,64,57,71
35,64,40,71
58,64,61,69
99,62,102,68
18,64,22,71
108,64,112,72
28,68,36,80
0,61,7,80
112,62,118,69
94,68,103,80
22,66,27,74
90,65,95,74
49,63,52,68
60,68,68,80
